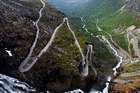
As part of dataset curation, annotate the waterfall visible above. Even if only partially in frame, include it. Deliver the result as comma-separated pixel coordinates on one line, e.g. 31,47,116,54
102,76,111,93
65,89,84,93
1,0,127,93
101,36,123,93
0,74,35,93
102,36,123,76
79,17,124,93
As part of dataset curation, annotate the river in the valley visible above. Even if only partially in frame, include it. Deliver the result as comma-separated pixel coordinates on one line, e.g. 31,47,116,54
47,0,124,93
0,0,126,93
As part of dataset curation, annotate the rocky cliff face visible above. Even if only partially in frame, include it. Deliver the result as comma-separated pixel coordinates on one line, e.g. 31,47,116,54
125,0,140,12
0,0,67,92
1,0,140,93
110,26,140,93
0,0,98,92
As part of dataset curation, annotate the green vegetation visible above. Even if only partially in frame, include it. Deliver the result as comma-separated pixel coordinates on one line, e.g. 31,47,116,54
101,12,140,51
100,12,140,31
95,46,117,63
86,11,140,52
50,23,87,74
123,63,140,73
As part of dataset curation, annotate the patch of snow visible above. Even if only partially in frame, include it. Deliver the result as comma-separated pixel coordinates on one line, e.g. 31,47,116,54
5,50,12,56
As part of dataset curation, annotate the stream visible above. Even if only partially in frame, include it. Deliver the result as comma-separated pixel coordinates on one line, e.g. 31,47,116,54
0,74,35,93
0,0,125,93
20,0,124,92
77,17,124,93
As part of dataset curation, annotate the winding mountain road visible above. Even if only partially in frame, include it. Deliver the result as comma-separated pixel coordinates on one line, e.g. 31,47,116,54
19,0,46,72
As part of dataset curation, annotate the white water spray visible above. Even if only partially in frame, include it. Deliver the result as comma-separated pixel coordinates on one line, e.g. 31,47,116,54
79,17,124,93
102,36,123,76
101,36,123,93
102,76,111,93
0,74,35,93
65,89,84,93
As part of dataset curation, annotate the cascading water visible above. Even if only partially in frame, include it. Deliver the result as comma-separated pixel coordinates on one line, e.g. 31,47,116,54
65,89,84,93
102,36,123,76
101,36,123,93
71,16,124,93
0,0,127,93
0,74,35,93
